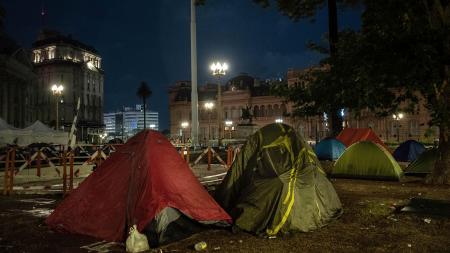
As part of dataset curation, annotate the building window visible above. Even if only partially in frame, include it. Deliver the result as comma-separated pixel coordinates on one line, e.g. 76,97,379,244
267,105,273,117
409,120,419,136
47,46,56,59
274,104,280,116
281,104,287,115
261,105,266,117
253,106,260,118
33,51,41,63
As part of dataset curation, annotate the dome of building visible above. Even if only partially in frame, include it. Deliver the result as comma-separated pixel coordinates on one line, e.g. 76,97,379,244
226,73,255,91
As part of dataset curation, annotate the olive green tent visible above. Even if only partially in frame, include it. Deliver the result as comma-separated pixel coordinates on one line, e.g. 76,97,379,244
215,123,343,236
332,141,403,180
405,148,438,176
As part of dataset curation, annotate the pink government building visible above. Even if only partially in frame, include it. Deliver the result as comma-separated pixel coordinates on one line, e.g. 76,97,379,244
169,69,438,145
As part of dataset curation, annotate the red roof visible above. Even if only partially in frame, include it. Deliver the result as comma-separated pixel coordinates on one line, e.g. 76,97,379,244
337,128,388,150
46,130,231,242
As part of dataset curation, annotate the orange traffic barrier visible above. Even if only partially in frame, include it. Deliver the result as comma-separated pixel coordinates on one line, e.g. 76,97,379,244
3,148,15,195
207,147,212,171
180,146,185,161
186,146,190,163
62,150,75,196
62,151,67,195
36,150,42,177
69,152,74,191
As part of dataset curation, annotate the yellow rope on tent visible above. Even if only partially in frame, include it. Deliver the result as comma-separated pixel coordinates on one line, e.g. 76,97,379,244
266,147,307,236
266,176,296,236
262,126,326,236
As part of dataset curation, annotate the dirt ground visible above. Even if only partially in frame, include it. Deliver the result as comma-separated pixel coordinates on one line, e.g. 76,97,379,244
1,176,450,253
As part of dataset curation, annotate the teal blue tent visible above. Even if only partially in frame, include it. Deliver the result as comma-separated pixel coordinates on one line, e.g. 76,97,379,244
315,138,346,160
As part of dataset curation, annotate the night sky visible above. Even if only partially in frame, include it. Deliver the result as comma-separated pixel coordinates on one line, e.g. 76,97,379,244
3,0,361,130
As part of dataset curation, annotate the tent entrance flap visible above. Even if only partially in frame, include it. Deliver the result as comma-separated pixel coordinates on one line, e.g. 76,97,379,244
143,207,204,247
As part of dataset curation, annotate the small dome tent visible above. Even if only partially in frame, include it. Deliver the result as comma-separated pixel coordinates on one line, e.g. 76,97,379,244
393,140,426,162
405,148,438,176
46,130,231,246
337,128,388,150
314,138,346,160
215,123,343,236
332,141,403,180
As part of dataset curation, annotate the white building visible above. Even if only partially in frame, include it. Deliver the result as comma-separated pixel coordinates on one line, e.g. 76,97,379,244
104,105,158,141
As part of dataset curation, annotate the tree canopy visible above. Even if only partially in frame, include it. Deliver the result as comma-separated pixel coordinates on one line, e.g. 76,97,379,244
276,0,450,183
136,81,152,101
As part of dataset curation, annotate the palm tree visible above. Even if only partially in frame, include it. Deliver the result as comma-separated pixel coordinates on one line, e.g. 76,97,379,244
136,81,152,130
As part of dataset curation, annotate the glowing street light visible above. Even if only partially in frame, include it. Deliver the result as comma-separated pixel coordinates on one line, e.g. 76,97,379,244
275,118,283,123
210,61,228,147
210,62,228,76
181,122,189,128
100,133,107,144
393,113,404,120
225,120,233,139
204,102,214,110
51,84,64,130
393,113,404,142
181,121,189,143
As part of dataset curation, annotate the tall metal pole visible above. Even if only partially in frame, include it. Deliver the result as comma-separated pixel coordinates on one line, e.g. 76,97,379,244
208,111,211,142
397,121,400,143
190,0,199,147
56,97,59,130
217,76,222,147
121,106,125,141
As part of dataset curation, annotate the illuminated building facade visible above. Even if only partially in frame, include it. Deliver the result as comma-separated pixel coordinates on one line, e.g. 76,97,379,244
31,30,104,141
169,69,437,144
104,105,159,141
169,74,291,144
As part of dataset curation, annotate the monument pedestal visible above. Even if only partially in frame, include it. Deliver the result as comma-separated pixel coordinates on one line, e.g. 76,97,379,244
235,124,259,139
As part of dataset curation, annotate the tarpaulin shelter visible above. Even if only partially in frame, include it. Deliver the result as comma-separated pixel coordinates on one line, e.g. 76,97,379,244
332,141,403,180
393,140,426,162
405,148,438,176
337,128,388,150
215,123,342,236
0,118,16,131
314,138,346,160
0,119,67,146
46,130,231,245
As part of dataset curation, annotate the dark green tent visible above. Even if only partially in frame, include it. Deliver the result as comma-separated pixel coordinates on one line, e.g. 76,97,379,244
332,141,403,180
405,148,438,176
215,123,342,236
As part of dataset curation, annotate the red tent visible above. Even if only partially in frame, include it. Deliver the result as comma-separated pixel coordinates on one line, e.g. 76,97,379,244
46,130,231,243
337,128,388,150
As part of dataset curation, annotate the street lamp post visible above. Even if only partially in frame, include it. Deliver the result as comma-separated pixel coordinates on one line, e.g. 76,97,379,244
210,62,228,147
393,113,404,143
204,102,214,146
100,133,107,144
51,84,64,130
225,120,233,139
181,121,189,144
